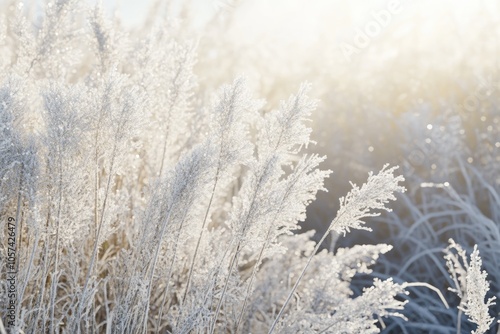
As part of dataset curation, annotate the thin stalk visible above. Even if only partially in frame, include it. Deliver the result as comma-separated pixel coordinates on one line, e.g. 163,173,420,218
268,222,336,333
104,282,112,334
182,115,230,306
94,126,100,240
77,145,117,331
14,165,24,275
158,120,171,178
141,207,173,334
181,165,220,305
405,282,449,309
173,175,219,331
116,185,169,331
18,225,39,313
235,226,271,331
30,184,51,333
210,245,241,334
456,309,462,334
155,207,190,331
117,209,158,332
93,85,110,241
236,166,302,331
50,157,64,334
158,66,182,178
211,167,268,333
33,239,50,333
205,237,235,319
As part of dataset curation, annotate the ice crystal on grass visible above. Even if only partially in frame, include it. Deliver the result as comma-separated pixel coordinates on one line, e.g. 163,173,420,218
445,240,497,334
268,165,406,333
331,164,406,235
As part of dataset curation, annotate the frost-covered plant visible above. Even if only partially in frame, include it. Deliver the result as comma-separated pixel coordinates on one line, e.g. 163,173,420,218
3,0,496,333
445,239,497,334
269,165,406,333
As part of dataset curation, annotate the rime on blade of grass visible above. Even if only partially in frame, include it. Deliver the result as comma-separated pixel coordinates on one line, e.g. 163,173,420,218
316,278,408,334
41,82,89,334
235,153,331,331
445,239,497,334
74,75,142,332
210,83,324,333
174,228,232,333
155,41,198,176
126,29,199,252
110,246,149,333
143,47,200,327
180,77,260,309
58,72,139,332
129,23,198,178
269,165,406,333
246,232,402,333
84,75,121,237
136,140,215,333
